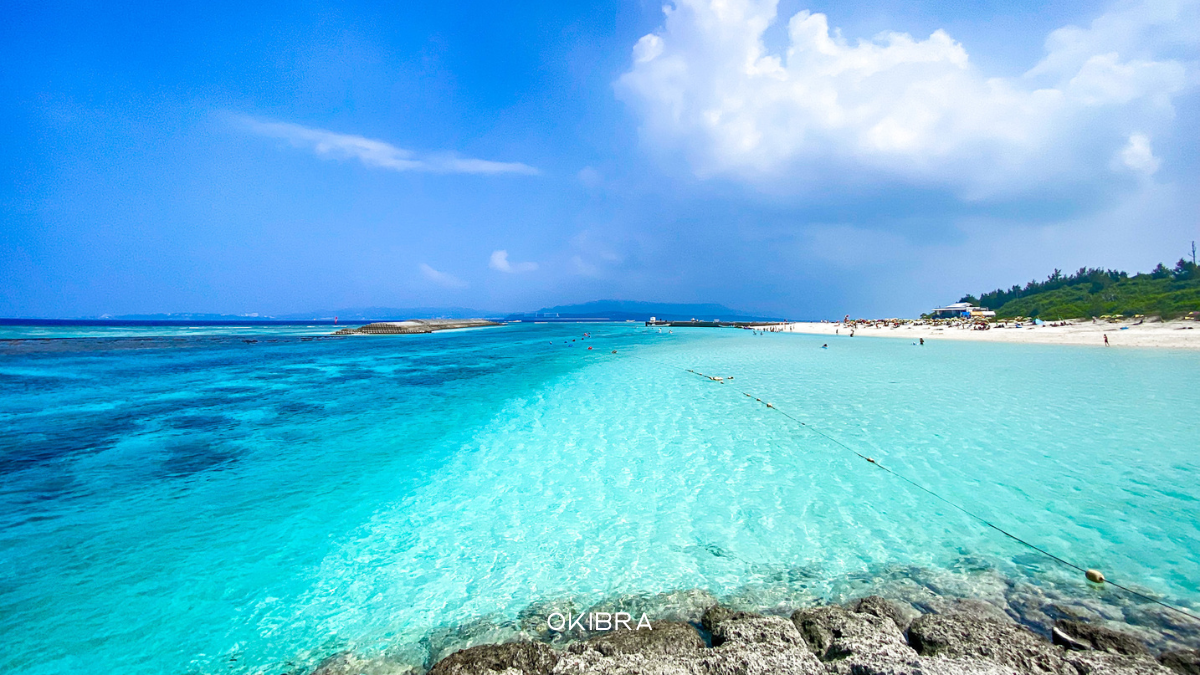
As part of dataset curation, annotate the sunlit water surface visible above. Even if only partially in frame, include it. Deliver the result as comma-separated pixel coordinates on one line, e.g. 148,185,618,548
2,324,1198,674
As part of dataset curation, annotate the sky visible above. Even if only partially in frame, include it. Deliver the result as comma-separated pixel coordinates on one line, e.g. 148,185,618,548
1,0,1197,319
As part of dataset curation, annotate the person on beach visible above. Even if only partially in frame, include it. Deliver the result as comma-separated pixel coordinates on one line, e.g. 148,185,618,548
920,338,924,345
1104,334,1109,346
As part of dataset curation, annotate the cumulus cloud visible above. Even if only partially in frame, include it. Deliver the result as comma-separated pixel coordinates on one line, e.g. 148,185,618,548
419,263,468,288
1116,132,1161,174
616,0,1196,195
238,117,539,175
489,250,538,273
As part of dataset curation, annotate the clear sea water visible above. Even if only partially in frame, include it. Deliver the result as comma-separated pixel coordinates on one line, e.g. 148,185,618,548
2,323,1198,674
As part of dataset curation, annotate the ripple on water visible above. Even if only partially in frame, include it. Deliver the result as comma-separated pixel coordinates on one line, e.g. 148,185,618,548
0,325,1197,675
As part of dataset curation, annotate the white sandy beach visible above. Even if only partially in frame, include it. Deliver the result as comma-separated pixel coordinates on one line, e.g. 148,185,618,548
759,319,1200,349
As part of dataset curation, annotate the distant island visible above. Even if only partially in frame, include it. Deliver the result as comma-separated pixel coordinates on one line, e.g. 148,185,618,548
958,259,1200,320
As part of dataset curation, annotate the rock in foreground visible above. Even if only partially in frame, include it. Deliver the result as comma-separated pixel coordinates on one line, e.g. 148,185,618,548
425,595,1177,675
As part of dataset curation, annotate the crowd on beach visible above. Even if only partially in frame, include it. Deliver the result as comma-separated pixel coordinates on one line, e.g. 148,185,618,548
750,312,1199,349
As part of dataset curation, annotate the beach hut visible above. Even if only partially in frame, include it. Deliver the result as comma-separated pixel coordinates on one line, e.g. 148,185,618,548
929,302,995,319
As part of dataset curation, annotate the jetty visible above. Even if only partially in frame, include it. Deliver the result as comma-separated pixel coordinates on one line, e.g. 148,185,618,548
334,319,500,335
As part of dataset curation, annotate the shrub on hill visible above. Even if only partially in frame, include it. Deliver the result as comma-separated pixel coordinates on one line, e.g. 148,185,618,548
962,259,1200,320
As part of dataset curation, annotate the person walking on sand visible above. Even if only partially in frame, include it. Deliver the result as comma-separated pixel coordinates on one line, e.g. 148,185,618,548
1104,333,1109,346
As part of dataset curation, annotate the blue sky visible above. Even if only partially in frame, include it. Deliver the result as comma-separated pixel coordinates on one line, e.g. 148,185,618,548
2,0,1197,318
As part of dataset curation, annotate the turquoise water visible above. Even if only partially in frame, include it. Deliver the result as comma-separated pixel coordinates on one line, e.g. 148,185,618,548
2,324,1198,673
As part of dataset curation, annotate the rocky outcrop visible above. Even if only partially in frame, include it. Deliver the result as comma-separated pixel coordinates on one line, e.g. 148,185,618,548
1054,619,1151,656
427,641,559,675
1159,649,1200,675
700,605,762,635
567,621,704,657
905,603,1174,675
851,595,915,633
412,595,1183,675
544,614,826,675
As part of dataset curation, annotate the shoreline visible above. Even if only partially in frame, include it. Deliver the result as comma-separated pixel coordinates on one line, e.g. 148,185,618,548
301,563,1200,675
755,319,1200,350
411,597,1199,675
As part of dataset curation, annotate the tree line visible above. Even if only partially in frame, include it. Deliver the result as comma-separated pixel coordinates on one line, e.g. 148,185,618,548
960,258,1199,310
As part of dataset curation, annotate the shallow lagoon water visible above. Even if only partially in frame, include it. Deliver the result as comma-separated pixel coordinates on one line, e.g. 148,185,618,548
1,323,1198,673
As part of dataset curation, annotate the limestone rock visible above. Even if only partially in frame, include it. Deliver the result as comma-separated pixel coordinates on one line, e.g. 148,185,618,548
1159,649,1200,675
553,613,825,675
428,641,559,675
1054,619,1150,656
851,595,914,633
907,612,1075,674
791,605,912,662
700,605,761,634
710,614,808,649
567,622,704,657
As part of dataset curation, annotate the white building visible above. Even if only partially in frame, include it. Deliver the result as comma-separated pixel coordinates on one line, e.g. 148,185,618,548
930,302,996,319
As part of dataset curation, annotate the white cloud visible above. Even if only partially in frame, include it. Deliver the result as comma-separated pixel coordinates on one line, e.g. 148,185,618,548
238,117,539,175
616,0,1196,195
489,250,538,273
419,263,468,288
1116,132,1161,174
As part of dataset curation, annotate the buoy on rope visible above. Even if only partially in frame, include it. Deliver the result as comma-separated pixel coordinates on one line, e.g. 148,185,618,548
1086,569,1106,584
866,457,876,463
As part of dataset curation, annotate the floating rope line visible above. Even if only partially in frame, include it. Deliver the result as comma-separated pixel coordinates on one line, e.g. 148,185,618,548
609,348,1200,625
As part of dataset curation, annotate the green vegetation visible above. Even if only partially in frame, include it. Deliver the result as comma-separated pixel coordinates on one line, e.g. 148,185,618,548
961,259,1200,320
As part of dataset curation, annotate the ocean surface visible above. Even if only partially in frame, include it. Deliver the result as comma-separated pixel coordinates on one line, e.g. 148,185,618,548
2,323,1198,674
